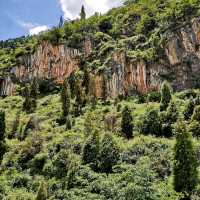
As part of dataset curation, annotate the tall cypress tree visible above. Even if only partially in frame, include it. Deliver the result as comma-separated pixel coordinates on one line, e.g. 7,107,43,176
30,78,39,110
80,5,86,20
160,81,172,111
23,85,32,113
30,78,39,99
173,121,198,197
121,106,133,139
0,111,6,164
61,79,70,118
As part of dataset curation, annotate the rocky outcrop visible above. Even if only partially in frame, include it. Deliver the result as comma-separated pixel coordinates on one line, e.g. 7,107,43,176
1,17,200,97
89,17,200,98
0,42,80,95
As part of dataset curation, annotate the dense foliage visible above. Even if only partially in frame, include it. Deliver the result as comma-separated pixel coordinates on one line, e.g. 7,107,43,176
1,0,200,199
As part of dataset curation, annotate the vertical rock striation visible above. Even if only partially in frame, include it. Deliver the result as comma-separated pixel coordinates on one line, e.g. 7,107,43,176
1,17,200,97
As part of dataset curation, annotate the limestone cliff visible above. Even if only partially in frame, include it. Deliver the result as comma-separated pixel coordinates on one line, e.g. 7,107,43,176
90,17,200,98
0,42,80,95
1,17,200,98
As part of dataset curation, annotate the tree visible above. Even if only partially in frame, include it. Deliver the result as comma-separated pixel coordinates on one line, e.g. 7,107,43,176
23,85,32,113
73,81,85,117
161,101,178,137
36,181,47,200
184,98,195,120
66,116,72,130
166,101,179,123
9,111,20,139
121,106,133,139
82,131,99,170
0,111,6,164
173,121,198,197
160,81,172,111
30,78,39,99
102,75,107,102
30,78,39,110
99,133,120,173
59,15,64,28
140,108,161,136
61,79,70,118
80,5,86,20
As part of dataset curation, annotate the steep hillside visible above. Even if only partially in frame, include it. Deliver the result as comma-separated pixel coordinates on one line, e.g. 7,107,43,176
0,0,200,98
1,0,200,199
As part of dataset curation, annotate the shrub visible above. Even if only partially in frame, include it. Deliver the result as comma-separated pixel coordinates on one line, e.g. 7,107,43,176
98,133,120,173
140,108,162,136
165,101,179,123
18,135,43,169
82,131,99,170
52,149,71,178
121,106,133,139
30,153,47,175
36,181,48,200
99,16,113,33
12,173,31,189
136,14,157,35
22,85,32,113
173,121,198,196
9,111,20,139
184,98,195,120
160,81,172,111
188,120,200,138
0,111,6,164
191,105,200,121
147,91,161,102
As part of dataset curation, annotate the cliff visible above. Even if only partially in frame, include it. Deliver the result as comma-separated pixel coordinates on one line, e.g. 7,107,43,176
90,17,200,98
1,17,200,98
0,42,80,95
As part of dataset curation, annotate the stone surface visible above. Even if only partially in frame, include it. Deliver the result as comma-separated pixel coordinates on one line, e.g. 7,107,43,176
1,17,200,97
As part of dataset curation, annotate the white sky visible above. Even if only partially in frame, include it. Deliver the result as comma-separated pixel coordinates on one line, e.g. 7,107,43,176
59,0,123,19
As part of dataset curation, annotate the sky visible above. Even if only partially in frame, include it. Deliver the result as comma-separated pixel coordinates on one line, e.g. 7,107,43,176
0,0,123,41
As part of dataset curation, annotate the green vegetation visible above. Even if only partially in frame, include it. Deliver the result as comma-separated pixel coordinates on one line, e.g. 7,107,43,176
1,0,200,199
160,81,172,111
173,121,198,198
0,111,6,164
121,106,133,139
0,88,200,198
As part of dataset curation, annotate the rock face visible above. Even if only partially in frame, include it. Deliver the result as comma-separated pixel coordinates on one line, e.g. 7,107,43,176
0,42,80,95
1,17,200,97
90,17,200,98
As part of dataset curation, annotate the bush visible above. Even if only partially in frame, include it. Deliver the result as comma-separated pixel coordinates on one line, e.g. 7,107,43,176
99,16,113,33
188,120,200,138
191,105,200,121
160,81,172,111
98,133,120,173
121,106,133,139
52,149,71,178
30,153,47,175
147,91,161,102
82,131,99,170
173,121,198,196
18,135,43,169
0,111,6,164
184,98,195,120
140,108,162,136
36,181,48,200
136,14,157,35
